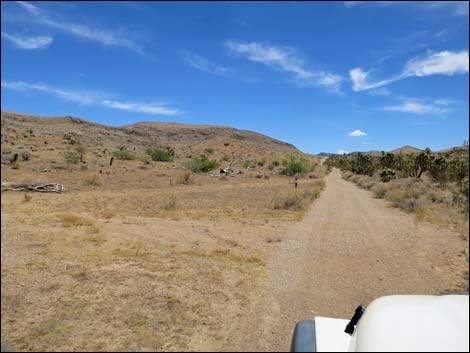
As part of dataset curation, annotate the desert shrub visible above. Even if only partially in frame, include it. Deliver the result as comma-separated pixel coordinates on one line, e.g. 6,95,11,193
257,159,266,167
379,152,396,169
372,183,390,199
161,195,176,210
342,171,354,180
9,152,19,164
113,149,136,160
20,151,31,161
351,153,376,176
64,150,81,164
427,156,449,185
280,155,311,176
10,162,19,169
145,147,175,162
243,160,254,169
204,147,215,154
185,156,219,173
255,174,263,179
176,171,194,185
221,154,230,162
380,168,396,182
224,142,230,146
75,145,86,154
141,154,152,165
26,127,33,134
83,173,101,186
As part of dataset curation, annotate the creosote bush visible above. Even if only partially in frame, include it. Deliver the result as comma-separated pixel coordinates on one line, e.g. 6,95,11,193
280,155,312,176
65,150,81,164
113,149,137,160
145,147,175,162
185,156,219,173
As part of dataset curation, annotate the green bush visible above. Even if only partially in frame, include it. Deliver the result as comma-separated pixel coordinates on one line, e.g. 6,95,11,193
204,147,215,154
221,154,230,162
224,142,230,147
257,159,266,167
185,156,220,173
243,160,254,169
145,147,175,162
75,145,86,154
113,149,137,160
9,152,19,164
280,155,311,176
64,150,81,164
268,160,280,171
380,168,396,182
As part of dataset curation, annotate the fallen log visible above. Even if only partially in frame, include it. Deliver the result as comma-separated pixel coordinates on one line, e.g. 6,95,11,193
1,182,65,193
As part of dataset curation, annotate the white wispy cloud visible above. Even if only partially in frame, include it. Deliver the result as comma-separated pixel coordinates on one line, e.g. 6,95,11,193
434,98,456,106
1,81,181,116
1,32,52,49
16,1,143,54
102,100,182,116
224,40,342,92
381,101,450,115
403,50,469,77
351,50,469,91
349,129,367,137
369,87,391,96
337,149,349,155
180,50,231,76
344,1,469,16
1,81,96,104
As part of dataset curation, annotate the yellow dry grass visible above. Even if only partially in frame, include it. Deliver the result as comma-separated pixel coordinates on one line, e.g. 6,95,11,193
1,159,327,351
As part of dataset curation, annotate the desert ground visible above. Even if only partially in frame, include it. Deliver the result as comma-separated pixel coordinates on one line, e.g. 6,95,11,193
1,111,468,351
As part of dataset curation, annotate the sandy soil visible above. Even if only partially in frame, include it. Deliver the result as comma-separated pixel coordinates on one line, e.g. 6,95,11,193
1,168,467,352
250,168,468,351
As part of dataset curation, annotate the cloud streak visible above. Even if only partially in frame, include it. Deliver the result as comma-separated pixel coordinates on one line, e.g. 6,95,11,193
344,1,469,16
16,1,144,54
1,32,53,49
224,40,342,93
180,50,231,76
351,50,469,91
381,101,450,115
1,81,182,116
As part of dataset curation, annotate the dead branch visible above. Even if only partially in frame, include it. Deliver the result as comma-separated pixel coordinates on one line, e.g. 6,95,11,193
1,182,65,193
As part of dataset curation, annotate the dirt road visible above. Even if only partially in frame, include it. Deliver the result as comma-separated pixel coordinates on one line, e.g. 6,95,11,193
250,168,468,351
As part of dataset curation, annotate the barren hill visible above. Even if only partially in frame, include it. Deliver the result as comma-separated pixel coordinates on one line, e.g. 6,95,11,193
1,111,301,168
390,145,423,154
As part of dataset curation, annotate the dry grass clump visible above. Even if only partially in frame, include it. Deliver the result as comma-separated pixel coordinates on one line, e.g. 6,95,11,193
61,214,94,227
350,174,377,190
82,173,101,186
161,195,177,210
176,171,194,185
23,193,33,202
271,179,325,211
272,192,304,211
342,171,354,180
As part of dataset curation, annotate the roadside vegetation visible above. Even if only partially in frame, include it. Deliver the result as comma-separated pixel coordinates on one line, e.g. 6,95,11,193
326,145,469,236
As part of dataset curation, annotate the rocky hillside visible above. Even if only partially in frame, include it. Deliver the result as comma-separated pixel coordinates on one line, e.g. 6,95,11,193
1,110,303,169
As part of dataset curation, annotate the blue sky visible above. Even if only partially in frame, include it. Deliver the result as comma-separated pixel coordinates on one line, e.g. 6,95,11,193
1,1,469,154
